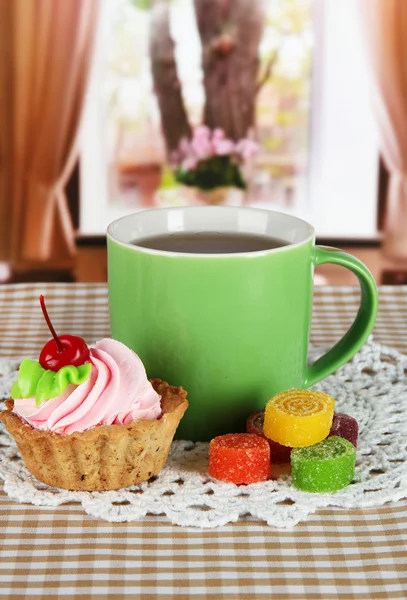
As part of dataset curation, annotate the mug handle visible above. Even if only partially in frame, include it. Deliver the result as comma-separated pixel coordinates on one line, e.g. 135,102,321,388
304,246,378,388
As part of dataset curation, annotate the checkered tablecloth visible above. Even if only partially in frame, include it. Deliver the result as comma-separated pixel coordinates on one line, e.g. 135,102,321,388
0,283,406,599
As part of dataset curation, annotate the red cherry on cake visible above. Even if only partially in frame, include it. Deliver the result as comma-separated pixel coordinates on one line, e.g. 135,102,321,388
38,295,90,371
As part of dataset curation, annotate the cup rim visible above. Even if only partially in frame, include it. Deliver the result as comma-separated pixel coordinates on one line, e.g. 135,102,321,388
107,206,315,258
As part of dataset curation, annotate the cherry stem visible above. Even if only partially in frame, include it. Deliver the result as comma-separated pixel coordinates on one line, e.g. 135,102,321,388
39,295,65,352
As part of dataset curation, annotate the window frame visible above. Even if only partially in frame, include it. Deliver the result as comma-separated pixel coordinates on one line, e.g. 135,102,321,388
79,0,380,240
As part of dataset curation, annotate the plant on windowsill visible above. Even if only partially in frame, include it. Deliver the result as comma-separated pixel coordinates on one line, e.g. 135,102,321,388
157,126,257,206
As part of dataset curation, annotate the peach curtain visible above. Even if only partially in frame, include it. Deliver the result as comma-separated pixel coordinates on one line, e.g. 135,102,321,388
360,0,407,259
0,0,98,269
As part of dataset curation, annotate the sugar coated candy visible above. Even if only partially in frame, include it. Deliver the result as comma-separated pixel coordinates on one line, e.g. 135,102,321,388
291,435,356,492
329,413,358,448
208,433,271,484
246,409,292,463
263,389,335,448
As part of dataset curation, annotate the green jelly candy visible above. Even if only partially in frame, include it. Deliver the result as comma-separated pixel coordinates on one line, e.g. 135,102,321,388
291,436,356,493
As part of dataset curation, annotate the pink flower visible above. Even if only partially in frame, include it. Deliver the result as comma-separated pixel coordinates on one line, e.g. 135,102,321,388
179,137,192,158
213,138,235,156
191,134,212,160
175,127,254,168
181,157,198,172
194,125,211,140
212,128,225,141
236,138,258,160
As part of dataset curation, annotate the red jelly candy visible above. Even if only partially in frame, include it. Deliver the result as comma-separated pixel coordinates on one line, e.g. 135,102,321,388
329,413,358,448
246,409,292,463
209,433,271,484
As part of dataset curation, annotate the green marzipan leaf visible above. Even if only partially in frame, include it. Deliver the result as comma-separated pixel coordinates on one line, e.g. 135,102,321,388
35,363,92,407
10,359,92,408
10,359,46,399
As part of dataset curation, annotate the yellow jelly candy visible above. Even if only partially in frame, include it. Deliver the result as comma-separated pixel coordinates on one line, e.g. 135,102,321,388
263,389,335,448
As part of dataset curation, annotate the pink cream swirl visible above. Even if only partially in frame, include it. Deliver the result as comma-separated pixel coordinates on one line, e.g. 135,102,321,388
13,339,162,435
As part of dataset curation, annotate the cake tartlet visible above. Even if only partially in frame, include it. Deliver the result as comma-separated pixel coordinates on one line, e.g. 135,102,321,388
0,297,188,491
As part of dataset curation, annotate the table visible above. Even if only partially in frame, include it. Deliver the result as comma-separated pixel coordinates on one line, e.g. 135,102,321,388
0,283,406,599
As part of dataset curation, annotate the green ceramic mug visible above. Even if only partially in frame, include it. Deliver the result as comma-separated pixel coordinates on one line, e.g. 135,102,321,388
107,207,378,441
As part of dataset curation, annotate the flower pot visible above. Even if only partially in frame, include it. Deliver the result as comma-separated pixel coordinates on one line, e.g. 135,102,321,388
155,185,246,208
194,186,245,206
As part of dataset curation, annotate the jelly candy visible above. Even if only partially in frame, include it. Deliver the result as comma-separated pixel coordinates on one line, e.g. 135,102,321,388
329,413,358,448
291,436,356,492
264,389,335,448
208,433,271,484
246,409,292,463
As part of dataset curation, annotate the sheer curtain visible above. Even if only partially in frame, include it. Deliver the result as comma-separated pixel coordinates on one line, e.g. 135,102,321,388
0,0,98,271
360,0,407,259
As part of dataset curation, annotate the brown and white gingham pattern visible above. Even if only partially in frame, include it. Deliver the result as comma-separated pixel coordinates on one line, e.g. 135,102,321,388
0,283,406,599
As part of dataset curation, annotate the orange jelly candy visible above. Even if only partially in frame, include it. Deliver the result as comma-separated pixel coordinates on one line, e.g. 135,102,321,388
208,433,271,484
263,389,335,448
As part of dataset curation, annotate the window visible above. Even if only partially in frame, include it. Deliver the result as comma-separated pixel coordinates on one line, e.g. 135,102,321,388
80,0,379,239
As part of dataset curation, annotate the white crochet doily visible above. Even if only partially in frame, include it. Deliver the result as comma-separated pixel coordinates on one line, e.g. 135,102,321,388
1,340,407,528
